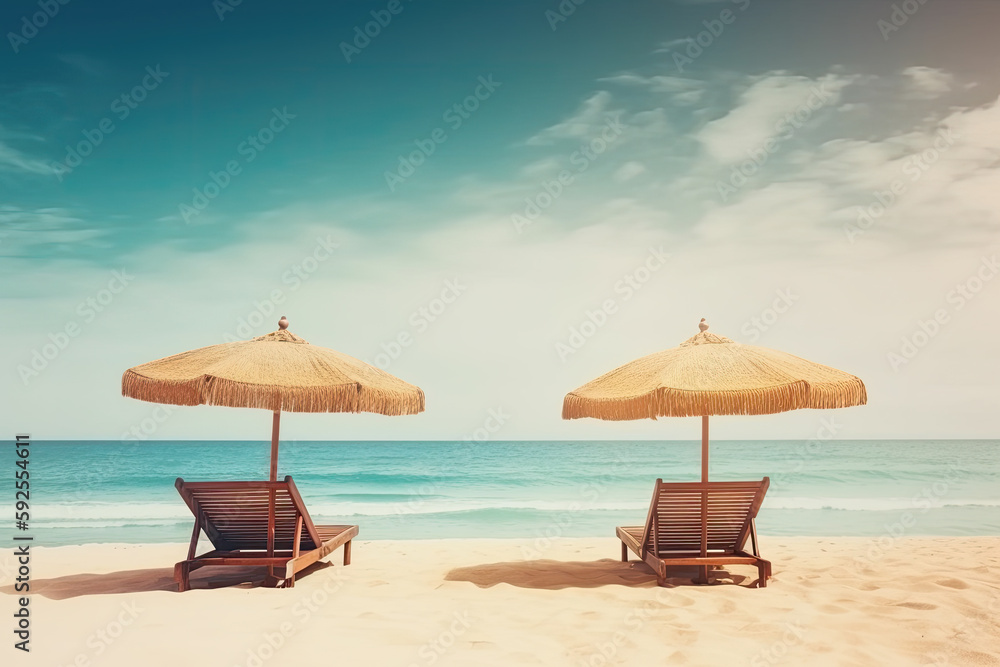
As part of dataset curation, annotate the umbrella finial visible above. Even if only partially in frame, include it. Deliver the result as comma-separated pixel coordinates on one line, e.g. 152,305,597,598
278,316,289,330
699,318,709,332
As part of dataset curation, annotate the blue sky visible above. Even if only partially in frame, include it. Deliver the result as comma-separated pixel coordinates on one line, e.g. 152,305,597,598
2,0,999,440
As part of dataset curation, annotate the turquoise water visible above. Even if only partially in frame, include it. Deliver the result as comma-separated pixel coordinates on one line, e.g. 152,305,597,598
10,440,1000,547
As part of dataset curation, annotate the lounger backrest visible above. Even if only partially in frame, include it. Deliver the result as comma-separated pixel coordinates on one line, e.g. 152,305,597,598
641,478,769,555
175,476,322,551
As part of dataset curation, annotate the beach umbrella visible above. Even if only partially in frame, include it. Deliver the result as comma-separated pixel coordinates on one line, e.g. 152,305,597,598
562,319,865,581
122,316,425,480
563,319,866,479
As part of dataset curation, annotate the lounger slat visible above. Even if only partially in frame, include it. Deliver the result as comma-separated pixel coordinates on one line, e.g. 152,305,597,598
173,476,358,592
619,477,771,587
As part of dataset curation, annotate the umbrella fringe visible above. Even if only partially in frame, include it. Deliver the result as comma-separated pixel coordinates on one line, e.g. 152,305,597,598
122,369,426,415
562,378,866,420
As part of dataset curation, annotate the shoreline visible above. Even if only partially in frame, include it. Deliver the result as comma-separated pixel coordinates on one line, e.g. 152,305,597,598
3,537,999,665
10,532,1000,549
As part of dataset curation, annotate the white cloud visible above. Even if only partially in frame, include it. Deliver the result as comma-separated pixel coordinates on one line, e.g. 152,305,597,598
601,72,707,105
902,66,954,99
696,73,854,164
655,37,694,52
0,207,101,253
614,161,646,182
525,91,620,146
0,138,59,175
672,89,705,105
696,92,1000,254
5,65,1000,441
55,54,108,78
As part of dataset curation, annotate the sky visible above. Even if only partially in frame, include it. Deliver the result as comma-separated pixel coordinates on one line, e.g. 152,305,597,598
1,0,998,442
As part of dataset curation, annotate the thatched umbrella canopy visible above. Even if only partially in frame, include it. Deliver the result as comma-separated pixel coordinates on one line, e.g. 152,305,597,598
563,319,866,481
122,317,424,481
563,319,865,584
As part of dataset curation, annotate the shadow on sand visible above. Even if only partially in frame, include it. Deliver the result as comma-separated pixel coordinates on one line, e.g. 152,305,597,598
0,561,336,600
445,558,757,589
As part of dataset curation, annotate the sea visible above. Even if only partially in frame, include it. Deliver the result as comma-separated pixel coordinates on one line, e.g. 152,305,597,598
12,440,1000,548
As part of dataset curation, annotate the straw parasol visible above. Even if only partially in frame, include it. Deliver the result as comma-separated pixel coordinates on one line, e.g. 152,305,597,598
563,318,866,481
562,318,866,583
122,316,425,481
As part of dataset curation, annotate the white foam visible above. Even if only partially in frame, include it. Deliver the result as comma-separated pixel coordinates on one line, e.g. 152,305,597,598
764,497,1000,511
29,497,1000,525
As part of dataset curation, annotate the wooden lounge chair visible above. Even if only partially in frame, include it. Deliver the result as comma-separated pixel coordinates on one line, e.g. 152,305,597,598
173,476,358,592
617,478,771,587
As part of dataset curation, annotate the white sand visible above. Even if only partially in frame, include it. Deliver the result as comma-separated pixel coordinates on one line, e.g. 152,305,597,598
3,537,1000,666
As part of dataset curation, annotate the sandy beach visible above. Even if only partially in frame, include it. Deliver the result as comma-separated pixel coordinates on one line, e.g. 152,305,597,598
4,536,999,666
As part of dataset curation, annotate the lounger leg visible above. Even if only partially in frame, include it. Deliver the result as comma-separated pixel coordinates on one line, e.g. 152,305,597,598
621,542,628,562
175,562,191,593
343,540,352,566
757,562,768,588
693,565,710,585
758,558,772,586
262,568,283,588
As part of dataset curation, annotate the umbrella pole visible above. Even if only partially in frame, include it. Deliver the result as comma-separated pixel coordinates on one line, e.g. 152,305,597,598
266,410,280,585
697,415,710,584
270,410,281,482
701,415,709,483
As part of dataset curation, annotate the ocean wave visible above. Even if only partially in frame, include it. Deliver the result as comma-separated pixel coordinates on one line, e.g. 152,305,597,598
765,497,1000,511
35,503,189,521
32,499,650,521
41,520,189,529
307,499,652,517
30,497,1000,523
